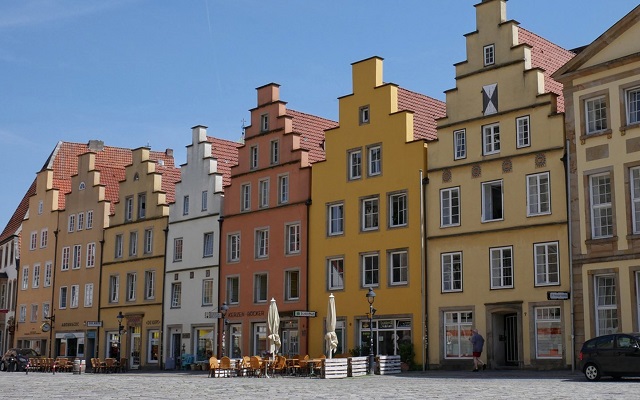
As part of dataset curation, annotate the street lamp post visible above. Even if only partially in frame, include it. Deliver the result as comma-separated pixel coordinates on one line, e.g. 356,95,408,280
116,312,124,361
218,302,229,358
366,288,376,375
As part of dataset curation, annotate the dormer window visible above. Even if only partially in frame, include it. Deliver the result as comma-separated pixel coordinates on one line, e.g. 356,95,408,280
483,44,495,66
260,114,269,132
359,106,370,125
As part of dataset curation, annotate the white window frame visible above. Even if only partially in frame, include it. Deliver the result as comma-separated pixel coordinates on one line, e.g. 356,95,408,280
44,262,52,287
203,232,214,258
202,279,214,306
30,231,37,250
31,304,38,322
441,252,462,292
626,86,640,125
482,123,500,155
348,149,362,180
589,173,613,239
183,195,190,216
254,273,268,303
490,246,513,289
59,286,68,309
361,197,379,231
145,270,155,300
129,231,138,256
534,306,562,359
201,190,208,211
171,282,182,308
367,145,381,177
228,233,240,262
173,238,183,262
84,283,94,307
286,223,301,255
241,183,251,211
277,174,289,204
482,180,503,222
454,129,466,160
255,228,269,259
585,96,608,134
68,214,76,232
115,234,123,259
77,212,84,231
444,311,473,359
260,114,269,132
32,264,40,288
631,167,640,234
259,179,269,208
70,284,79,308
389,192,407,228
285,269,300,301
516,115,530,148
328,257,344,291
62,246,70,270
125,197,133,221
227,276,240,304
328,203,344,236
534,242,559,286
86,242,96,268
109,275,119,303
72,244,81,269
483,44,495,66
144,229,153,254
86,210,93,229
22,266,28,289
389,250,408,285
138,193,146,219
359,105,370,124
362,253,379,288
440,187,460,227
270,139,279,165
19,305,27,322
40,229,48,248
594,274,618,336
126,273,137,301
527,172,551,216
250,146,259,169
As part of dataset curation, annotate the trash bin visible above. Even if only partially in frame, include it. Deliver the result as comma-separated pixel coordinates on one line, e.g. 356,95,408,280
80,359,86,374
73,358,81,374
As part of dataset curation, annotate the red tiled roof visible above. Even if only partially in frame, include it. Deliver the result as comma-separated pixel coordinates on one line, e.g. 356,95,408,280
207,137,241,187
0,180,36,244
397,88,447,141
287,109,338,164
517,27,575,113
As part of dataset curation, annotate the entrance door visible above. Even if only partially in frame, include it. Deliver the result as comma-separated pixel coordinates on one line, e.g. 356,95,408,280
171,333,181,370
281,329,299,357
130,327,141,369
504,314,518,366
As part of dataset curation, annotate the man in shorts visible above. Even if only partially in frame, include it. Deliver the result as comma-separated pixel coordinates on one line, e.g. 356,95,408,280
470,328,486,371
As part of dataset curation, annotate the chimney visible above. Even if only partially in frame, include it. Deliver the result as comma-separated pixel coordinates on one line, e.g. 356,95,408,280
87,140,104,152
165,148,173,157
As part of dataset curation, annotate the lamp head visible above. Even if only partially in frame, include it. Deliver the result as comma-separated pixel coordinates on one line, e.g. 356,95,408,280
116,311,124,324
366,288,376,305
220,302,229,317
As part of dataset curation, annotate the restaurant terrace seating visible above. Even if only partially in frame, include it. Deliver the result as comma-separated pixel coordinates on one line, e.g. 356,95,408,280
208,356,219,378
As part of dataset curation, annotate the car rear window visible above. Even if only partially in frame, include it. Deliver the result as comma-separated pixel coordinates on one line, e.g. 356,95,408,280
595,336,614,349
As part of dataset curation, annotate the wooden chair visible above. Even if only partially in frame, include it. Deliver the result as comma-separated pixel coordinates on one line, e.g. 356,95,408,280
314,355,326,376
219,356,233,377
238,356,251,376
208,356,219,378
91,358,103,373
249,356,263,377
272,355,287,376
298,355,310,377
104,358,117,373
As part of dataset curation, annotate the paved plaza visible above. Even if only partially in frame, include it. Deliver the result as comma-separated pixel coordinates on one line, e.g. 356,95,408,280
1,369,639,399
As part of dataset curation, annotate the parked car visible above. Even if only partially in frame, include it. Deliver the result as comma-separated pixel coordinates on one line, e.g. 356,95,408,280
579,333,640,381
0,348,40,372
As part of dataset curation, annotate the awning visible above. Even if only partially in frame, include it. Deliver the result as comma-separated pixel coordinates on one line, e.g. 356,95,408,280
55,332,85,339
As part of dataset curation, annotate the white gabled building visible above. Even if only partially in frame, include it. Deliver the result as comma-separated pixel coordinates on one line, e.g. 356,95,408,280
164,126,239,369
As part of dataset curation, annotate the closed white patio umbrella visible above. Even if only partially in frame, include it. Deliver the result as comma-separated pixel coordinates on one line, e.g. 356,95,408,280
268,298,281,360
325,293,338,359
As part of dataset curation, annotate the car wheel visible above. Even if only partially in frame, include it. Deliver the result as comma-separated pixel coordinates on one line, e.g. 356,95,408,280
584,363,601,381
0,362,5,372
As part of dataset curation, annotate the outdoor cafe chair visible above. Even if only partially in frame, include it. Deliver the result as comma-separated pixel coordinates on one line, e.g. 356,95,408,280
249,356,263,377
272,355,287,376
208,356,219,378
219,356,234,377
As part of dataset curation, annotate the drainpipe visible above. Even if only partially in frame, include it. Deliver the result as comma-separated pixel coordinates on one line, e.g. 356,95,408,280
96,228,105,363
420,170,428,371
564,139,575,372
161,224,169,370
49,212,60,359
217,215,224,358
305,198,312,357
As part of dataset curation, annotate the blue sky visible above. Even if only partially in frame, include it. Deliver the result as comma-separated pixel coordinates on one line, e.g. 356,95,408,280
1,0,637,230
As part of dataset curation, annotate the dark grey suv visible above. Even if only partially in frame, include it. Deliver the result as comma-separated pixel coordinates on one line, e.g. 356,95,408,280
579,333,640,381
0,348,40,372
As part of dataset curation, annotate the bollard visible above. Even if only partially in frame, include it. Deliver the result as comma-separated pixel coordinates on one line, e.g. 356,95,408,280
80,359,86,374
73,358,81,374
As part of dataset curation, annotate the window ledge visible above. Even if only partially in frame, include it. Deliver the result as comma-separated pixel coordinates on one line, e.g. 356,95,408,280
620,123,640,135
580,129,613,144
585,236,618,245
626,233,640,241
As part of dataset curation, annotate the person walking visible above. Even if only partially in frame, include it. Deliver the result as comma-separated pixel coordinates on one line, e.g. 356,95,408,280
470,328,486,372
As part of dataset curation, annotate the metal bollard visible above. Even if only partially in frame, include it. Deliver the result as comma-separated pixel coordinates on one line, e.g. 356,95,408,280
73,358,81,374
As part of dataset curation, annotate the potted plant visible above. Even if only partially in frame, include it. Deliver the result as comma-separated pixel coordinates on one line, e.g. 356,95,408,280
398,342,415,371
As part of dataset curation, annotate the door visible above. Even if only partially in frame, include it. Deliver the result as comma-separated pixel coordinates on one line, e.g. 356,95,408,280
281,329,299,357
171,333,181,370
130,327,141,369
504,314,518,366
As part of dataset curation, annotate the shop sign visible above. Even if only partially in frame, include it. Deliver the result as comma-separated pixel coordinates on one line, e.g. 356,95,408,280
86,321,102,327
547,291,570,300
294,311,316,317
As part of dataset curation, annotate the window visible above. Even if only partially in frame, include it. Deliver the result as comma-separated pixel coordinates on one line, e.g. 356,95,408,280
127,273,137,301
171,282,182,308
125,197,133,221
68,214,76,232
389,192,407,227
535,242,559,286
362,253,379,287
482,83,498,115
286,223,301,255
40,229,48,248
77,212,84,231
490,246,513,289
86,242,96,267
270,140,279,165
285,270,299,300
138,193,146,219
260,114,269,132
21,266,28,289
259,179,269,208
70,285,79,308
61,247,70,270
250,146,259,169
115,234,123,258
86,210,93,229
72,245,81,269
59,286,68,309
482,180,503,222
0,284,5,309
32,264,40,288
202,279,214,306
454,129,466,160
440,187,460,227
148,330,160,364
227,276,240,304
535,307,562,358
362,197,379,231
38,200,43,215
516,116,530,148
595,275,618,336
201,190,208,211
255,229,269,259
482,123,500,155
585,96,608,134
241,184,251,211
527,173,550,216
19,305,26,322
129,232,138,256
30,231,37,250
442,252,462,292
590,173,613,239
368,145,381,176
254,273,268,303
84,283,93,307
328,258,344,290
632,167,640,234
174,238,183,262
109,275,119,303
359,105,370,124
483,44,495,66
145,270,155,299
203,232,214,258
31,304,38,322
626,86,640,125
44,262,52,287
144,229,153,254
278,175,289,204
183,195,190,215
42,303,50,320
328,203,344,235
228,233,240,262
444,311,473,358
389,250,408,285
348,150,362,180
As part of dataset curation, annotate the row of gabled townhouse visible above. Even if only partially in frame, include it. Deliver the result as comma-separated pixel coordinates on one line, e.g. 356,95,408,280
3,0,640,372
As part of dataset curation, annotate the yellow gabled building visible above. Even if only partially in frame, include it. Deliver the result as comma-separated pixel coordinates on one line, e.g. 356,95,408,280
308,57,445,369
426,0,574,369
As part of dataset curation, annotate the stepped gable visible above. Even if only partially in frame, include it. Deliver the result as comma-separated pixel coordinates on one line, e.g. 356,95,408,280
287,109,338,164
517,27,575,113
208,137,241,188
0,180,36,244
397,88,446,141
